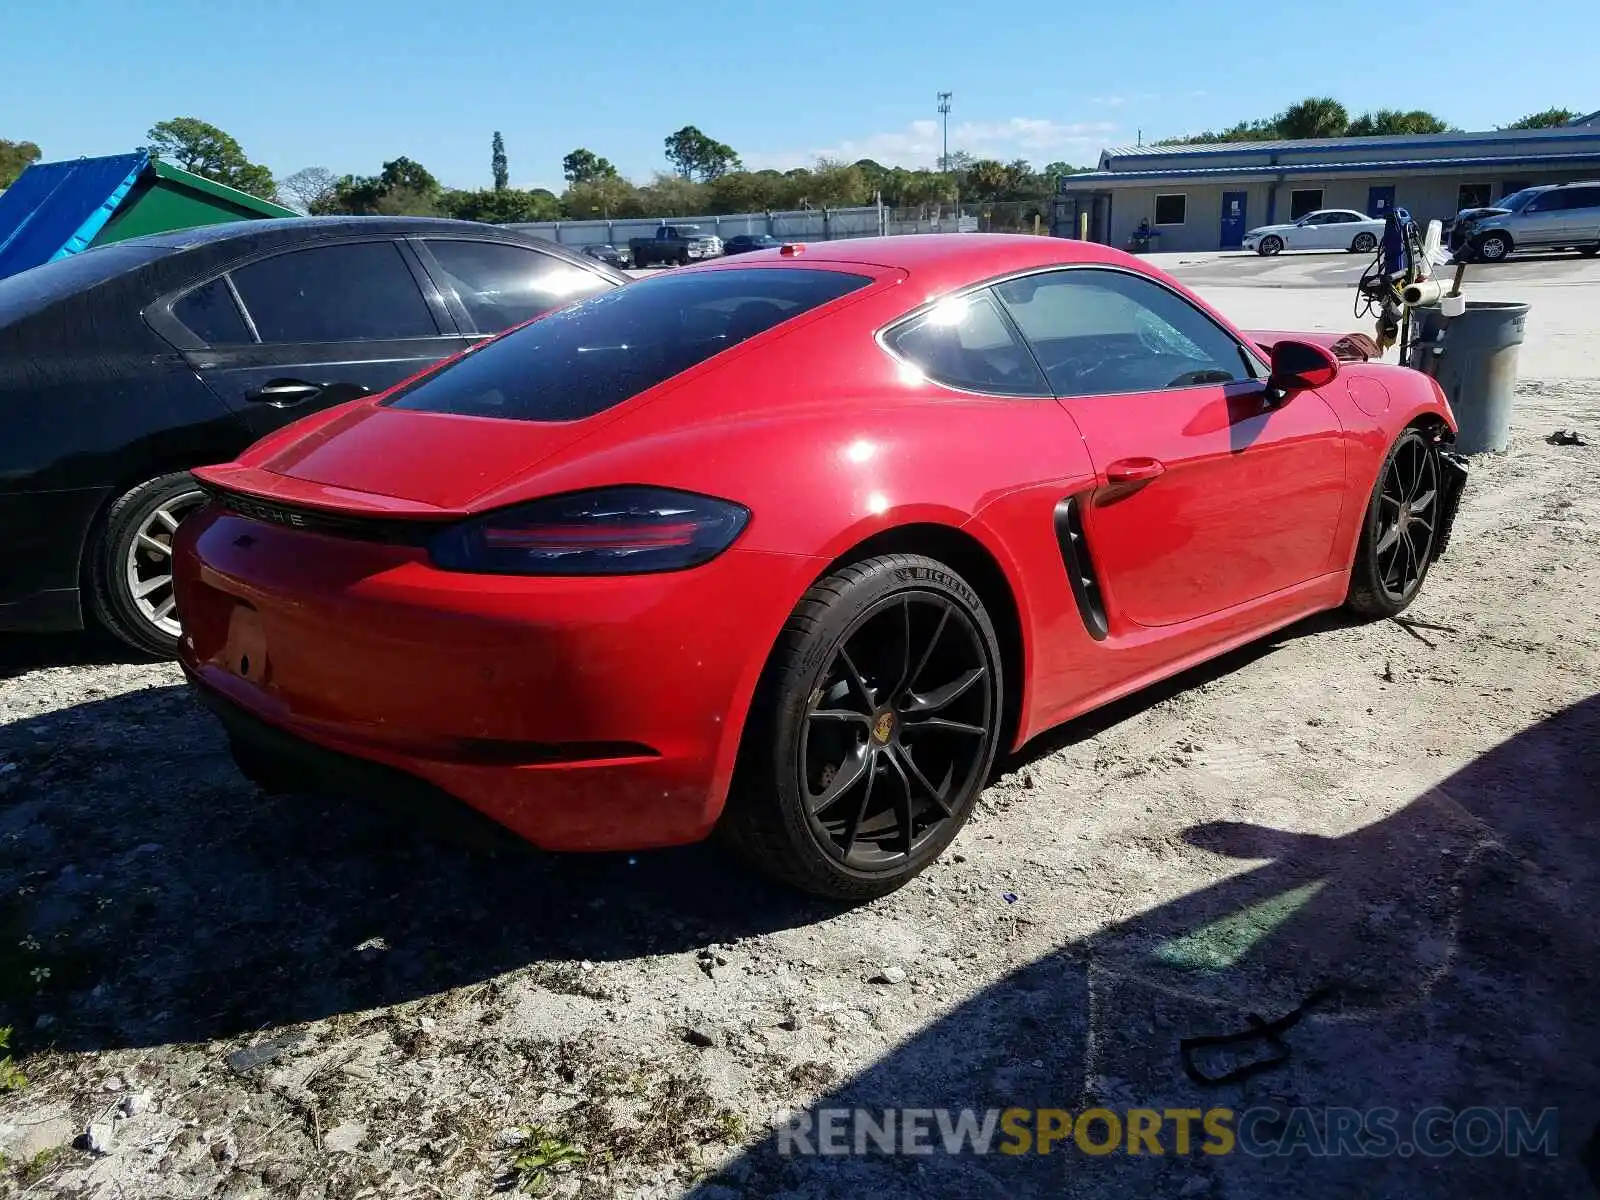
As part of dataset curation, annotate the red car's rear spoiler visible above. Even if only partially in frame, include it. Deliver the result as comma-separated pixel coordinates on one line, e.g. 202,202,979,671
1245,330,1380,362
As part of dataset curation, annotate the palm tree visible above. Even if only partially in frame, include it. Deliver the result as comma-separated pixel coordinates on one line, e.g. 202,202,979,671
1276,98,1350,140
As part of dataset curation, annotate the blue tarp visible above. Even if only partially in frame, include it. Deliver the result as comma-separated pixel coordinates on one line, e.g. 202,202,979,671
0,152,150,281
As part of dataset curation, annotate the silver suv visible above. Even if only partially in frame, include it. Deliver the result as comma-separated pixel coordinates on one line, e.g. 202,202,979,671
1456,180,1600,262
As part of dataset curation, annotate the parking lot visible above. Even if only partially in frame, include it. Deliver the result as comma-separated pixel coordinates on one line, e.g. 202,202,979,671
1,248,1596,1199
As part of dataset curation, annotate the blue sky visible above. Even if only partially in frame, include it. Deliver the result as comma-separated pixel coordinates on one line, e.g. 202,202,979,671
6,0,1593,191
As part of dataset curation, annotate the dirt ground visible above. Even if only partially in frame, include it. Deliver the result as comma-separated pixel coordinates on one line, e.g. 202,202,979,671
1,261,1596,1200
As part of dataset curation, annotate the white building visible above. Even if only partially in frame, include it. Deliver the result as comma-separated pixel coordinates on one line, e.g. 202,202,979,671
1055,111,1600,252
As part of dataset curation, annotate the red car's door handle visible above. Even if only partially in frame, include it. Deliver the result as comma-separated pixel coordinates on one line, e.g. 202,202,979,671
1106,456,1166,484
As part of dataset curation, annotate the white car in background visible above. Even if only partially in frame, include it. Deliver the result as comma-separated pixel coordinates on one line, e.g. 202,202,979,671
1241,209,1385,256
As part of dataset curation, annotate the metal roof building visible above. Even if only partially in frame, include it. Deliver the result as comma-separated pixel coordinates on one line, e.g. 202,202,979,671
1055,112,1600,252
0,152,295,281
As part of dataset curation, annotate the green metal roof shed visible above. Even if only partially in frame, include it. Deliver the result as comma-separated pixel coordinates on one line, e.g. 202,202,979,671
0,152,296,280
95,159,297,244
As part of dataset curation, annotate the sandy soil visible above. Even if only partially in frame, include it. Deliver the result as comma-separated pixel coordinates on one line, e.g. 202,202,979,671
1,264,1596,1200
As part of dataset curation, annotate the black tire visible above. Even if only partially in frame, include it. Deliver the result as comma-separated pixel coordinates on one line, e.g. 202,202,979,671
1579,245,1599,258
1346,429,1442,619
719,554,1005,900
1259,235,1284,257
1476,231,1513,262
1350,232,1378,253
86,471,208,658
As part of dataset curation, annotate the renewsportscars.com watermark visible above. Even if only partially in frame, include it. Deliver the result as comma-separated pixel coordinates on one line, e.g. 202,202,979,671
776,1106,1559,1159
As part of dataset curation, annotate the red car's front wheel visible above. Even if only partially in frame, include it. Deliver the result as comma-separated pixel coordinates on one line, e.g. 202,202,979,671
1347,428,1442,618
721,553,1005,899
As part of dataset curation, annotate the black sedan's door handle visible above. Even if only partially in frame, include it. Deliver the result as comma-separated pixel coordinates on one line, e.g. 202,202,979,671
246,379,326,405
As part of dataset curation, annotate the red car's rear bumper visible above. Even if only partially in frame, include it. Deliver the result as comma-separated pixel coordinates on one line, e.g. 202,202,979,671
173,503,814,851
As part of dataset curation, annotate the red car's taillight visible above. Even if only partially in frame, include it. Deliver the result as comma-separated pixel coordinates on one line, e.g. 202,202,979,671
427,486,749,576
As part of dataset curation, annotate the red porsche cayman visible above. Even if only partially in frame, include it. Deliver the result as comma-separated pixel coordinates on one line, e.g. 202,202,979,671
173,235,1466,898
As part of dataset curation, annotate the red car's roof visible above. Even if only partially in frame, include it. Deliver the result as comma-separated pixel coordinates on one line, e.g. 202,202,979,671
696,233,1146,294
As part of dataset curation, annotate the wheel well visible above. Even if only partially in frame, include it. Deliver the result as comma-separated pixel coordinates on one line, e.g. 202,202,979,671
820,523,1026,754
1407,412,1453,446
76,452,230,589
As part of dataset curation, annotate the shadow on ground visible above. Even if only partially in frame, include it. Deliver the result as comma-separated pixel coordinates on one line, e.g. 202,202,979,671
0,609,1354,1058
0,631,144,682
683,694,1600,1200
0,682,835,1053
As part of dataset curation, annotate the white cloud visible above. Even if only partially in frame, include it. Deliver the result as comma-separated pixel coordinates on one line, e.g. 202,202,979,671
1091,93,1159,107
741,116,1119,171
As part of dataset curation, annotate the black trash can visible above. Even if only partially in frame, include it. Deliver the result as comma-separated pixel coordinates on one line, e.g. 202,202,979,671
1409,301,1530,454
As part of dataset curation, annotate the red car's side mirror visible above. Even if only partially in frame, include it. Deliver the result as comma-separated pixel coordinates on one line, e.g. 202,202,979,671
1268,339,1341,396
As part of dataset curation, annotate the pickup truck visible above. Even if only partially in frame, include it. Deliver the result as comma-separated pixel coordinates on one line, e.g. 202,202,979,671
629,225,723,268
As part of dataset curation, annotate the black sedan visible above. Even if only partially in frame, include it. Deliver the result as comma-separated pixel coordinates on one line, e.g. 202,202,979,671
0,216,626,655
721,233,783,255
581,242,633,268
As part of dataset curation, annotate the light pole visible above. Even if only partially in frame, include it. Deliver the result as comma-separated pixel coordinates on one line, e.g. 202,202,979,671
937,91,952,172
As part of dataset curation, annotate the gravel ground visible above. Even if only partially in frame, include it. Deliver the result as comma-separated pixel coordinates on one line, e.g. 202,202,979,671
1,350,1596,1194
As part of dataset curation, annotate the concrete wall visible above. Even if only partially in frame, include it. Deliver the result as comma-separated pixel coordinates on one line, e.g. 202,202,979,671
1087,167,1599,252
506,204,975,249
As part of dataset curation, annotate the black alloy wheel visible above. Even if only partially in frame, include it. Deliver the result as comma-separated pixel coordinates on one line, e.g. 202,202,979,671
1348,429,1442,617
801,592,994,868
720,553,1004,899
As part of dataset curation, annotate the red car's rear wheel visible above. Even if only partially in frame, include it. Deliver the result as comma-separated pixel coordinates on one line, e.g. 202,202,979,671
721,553,1004,899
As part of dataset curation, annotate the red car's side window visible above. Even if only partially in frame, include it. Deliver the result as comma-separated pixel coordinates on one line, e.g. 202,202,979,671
993,269,1258,397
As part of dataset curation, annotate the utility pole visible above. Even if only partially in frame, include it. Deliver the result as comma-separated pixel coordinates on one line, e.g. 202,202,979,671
937,91,952,172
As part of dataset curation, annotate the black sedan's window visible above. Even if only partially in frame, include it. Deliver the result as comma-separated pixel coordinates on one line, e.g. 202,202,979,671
173,278,252,344
424,240,613,334
229,241,439,343
386,267,871,422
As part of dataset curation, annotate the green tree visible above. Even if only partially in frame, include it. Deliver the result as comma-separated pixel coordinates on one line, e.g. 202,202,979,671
144,117,278,200
277,166,337,213
636,171,708,215
562,176,636,219
804,159,871,208
1346,109,1450,136
963,158,1011,201
0,138,41,188
707,170,786,213
1503,107,1578,129
378,157,439,197
1275,97,1350,140
492,131,508,191
663,126,741,182
562,148,620,185
898,170,957,210
441,186,559,223
321,157,442,215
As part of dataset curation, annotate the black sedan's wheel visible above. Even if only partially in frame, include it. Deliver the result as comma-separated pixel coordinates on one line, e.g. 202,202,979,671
721,554,1004,899
1347,429,1442,618
1351,232,1378,253
87,471,208,657
1477,231,1512,262
1258,235,1284,256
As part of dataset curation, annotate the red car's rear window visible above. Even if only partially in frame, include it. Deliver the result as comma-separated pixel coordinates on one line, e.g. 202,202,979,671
385,266,871,422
